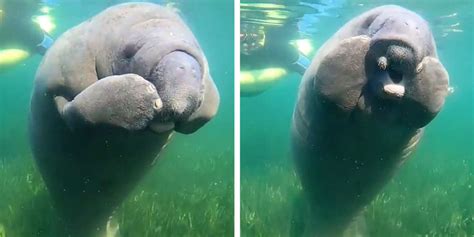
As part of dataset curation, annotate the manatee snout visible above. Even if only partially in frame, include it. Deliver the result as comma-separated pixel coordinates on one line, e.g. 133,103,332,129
363,35,448,128
385,44,416,72
148,51,203,132
365,7,434,101
368,40,417,100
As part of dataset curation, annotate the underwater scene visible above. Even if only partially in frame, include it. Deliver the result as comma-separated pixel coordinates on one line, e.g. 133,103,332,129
0,0,233,236
241,0,473,236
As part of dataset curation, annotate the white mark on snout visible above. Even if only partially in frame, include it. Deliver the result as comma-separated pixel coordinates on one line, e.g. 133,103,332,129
383,84,405,98
416,63,423,73
378,56,388,70
154,98,163,111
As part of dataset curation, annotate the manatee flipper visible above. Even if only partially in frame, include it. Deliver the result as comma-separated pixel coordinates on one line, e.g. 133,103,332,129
56,74,161,131
175,76,219,134
314,36,370,118
402,57,449,128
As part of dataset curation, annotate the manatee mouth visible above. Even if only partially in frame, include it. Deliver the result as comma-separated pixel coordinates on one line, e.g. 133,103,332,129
368,40,416,101
357,40,418,124
373,64,405,100
147,51,203,133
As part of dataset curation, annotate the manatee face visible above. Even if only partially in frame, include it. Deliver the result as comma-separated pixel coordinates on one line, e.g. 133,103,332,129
364,10,432,101
149,51,203,123
315,7,449,129
118,41,207,133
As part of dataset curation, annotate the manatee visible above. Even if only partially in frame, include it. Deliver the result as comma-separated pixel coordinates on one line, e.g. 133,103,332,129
28,3,219,237
291,5,448,237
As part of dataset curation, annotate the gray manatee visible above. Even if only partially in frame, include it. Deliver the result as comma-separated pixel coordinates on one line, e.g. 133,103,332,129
291,5,448,237
29,3,219,237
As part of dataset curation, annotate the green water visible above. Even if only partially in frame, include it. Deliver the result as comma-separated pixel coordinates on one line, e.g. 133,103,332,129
0,1,234,236
241,0,473,236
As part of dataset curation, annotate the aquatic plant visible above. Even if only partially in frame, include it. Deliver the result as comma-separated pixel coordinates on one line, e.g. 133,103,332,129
241,155,473,237
0,146,233,237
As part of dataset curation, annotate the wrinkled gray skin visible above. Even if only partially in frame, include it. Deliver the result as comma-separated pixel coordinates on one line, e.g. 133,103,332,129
291,5,448,237
29,3,219,237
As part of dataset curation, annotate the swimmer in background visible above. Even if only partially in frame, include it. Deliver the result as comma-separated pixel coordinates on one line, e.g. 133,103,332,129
240,18,313,97
241,22,310,74
0,0,54,71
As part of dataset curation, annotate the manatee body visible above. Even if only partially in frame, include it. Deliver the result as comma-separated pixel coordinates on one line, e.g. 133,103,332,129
29,3,219,237
291,5,448,237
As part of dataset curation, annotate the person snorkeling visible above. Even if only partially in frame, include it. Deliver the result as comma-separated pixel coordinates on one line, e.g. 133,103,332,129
240,17,313,97
0,0,54,71
241,21,310,73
